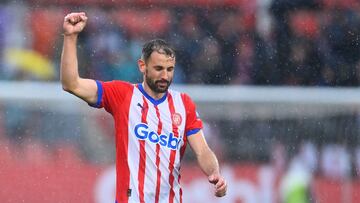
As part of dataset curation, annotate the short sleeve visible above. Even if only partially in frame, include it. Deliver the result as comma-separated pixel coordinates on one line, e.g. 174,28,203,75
181,93,203,136
90,80,133,114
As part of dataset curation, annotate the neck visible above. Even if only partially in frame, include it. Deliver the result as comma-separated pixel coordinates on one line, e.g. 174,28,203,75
142,82,165,99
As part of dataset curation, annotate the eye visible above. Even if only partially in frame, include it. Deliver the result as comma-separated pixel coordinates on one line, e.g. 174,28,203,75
167,67,174,72
154,66,163,71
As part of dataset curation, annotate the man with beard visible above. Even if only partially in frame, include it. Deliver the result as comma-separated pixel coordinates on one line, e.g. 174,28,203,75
60,12,227,203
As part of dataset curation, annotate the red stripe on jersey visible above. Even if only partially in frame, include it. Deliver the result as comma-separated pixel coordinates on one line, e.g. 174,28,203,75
154,105,163,203
116,86,134,202
167,93,179,203
179,175,183,203
138,96,149,203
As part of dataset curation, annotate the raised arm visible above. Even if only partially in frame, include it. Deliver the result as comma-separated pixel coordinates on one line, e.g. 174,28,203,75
187,130,227,197
61,12,97,104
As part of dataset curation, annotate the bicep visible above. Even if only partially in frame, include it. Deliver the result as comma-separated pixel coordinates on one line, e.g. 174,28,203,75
187,130,211,156
67,78,98,105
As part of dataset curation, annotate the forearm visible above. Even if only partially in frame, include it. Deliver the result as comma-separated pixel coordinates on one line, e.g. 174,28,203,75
60,34,80,91
196,148,220,176
60,12,97,104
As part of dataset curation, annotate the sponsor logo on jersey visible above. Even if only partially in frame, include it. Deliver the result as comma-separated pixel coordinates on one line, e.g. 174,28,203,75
134,123,182,150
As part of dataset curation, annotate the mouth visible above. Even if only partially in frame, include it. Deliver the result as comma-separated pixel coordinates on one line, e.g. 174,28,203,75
156,80,169,88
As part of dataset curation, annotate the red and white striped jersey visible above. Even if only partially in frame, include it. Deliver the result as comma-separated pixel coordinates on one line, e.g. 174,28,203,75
92,80,203,203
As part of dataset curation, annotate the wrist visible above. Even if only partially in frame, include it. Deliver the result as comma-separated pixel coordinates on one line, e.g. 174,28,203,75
208,170,220,177
63,33,78,38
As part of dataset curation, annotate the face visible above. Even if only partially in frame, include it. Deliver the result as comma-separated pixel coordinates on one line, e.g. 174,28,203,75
139,51,175,94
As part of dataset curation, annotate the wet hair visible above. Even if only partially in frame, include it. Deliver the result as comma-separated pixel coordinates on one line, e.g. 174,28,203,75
141,39,175,63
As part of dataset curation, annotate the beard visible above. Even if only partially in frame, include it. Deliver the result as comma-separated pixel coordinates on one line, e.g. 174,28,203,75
145,74,172,94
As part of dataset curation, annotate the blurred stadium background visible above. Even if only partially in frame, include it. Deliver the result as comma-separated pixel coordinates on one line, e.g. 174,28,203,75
1,0,360,202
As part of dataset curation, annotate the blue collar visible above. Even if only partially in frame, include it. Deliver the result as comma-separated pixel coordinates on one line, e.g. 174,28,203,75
137,83,168,106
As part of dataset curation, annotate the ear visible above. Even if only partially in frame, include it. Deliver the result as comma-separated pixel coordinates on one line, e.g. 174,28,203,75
138,59,146,74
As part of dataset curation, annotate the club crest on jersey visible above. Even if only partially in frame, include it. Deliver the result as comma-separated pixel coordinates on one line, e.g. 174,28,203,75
172,113,182,126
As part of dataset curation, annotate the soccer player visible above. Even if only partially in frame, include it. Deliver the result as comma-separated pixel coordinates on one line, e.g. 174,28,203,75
60,12,227,203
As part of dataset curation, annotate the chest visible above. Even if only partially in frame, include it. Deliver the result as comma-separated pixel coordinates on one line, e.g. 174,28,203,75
126,93,187,150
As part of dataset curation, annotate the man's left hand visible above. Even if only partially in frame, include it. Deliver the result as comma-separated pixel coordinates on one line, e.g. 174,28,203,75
208,173,227,197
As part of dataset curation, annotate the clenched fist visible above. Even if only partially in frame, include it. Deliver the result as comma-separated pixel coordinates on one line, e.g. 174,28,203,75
63,12,88,36
208,173,227,197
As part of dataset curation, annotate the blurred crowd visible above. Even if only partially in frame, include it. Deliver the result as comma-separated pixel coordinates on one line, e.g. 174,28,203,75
0,0,360,86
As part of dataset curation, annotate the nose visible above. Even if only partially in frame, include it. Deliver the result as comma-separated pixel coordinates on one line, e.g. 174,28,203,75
161,70,169,80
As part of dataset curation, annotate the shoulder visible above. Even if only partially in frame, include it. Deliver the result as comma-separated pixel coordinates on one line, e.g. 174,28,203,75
102,80,134,91
168,89,195,106
105,80,133,87
168,89,188,99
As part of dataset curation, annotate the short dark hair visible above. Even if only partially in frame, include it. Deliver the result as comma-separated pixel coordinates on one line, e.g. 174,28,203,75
141,39,175,63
